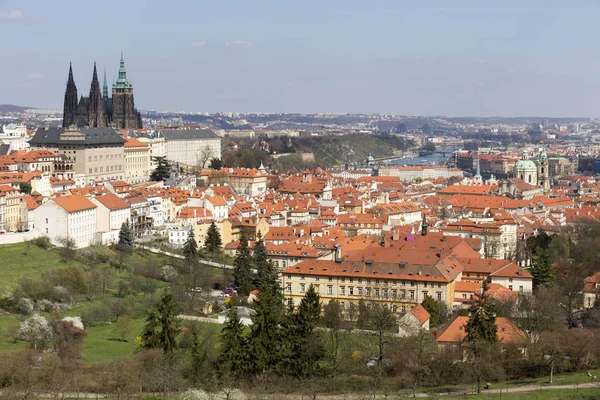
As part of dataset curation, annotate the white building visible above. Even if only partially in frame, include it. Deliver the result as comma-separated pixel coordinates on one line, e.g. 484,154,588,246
0,123,29,151
90,193,131,234
159,128,221,168
34,195,97,248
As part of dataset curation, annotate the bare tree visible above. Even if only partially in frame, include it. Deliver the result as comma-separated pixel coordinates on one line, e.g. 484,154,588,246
196,145,214,172
57,236,77,263
369,303,396,362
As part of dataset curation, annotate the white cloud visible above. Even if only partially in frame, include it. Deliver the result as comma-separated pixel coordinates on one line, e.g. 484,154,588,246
225,41,255,49
26,72,43,80
191,41,206,48
0,10,25,20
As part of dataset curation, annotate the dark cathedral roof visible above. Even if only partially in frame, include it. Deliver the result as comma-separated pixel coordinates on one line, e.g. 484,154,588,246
157,129,219,140
29,127,126,145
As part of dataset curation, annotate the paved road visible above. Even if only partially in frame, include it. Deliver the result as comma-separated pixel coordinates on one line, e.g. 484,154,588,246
134,243,237,270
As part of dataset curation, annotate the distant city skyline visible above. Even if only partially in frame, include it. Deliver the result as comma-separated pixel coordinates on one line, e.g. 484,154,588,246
1,1,600,117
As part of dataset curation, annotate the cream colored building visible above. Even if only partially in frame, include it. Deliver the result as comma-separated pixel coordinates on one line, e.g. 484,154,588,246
159,128,221,168
29,127,126,183
137,133,167,169
90,193,131,233
34,194,97,248
124,137,151,184
0,185,22,232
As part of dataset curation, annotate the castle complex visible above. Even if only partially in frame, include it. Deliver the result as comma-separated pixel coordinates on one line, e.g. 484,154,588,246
62,53,142,129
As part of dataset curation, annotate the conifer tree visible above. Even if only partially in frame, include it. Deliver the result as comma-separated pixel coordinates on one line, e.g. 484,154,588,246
254,231,278,287
218,307,248,378
233,233,253,296
150,156,171,182
118,221,133,247
421,295,441,326
183,229,198,262
204,220,222,256
247,281,284,375
140,292,180,355
530,247,554,288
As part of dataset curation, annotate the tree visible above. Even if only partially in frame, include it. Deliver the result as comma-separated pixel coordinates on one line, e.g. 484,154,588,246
280,284,322,377
197,145,214,172
118,221,133,248
254,232,278,287
322,300,344,377
183,229,198,262
112,315,134,342
17,313,53,350
232,234,254,296
357,299,370,329
140,292,180,355
208,158,222,170
57,236,76,262
52,317,86,361
530,247,554,288
19,182,32,195
247,281,284,375
150,156,171,182
203,221,222,257
370,303,396,362
218,307,248,378
422,295,441,326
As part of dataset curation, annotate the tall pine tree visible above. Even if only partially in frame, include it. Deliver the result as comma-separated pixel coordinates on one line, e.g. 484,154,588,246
218,307,248,378
150,156,171,182
247,280,284,375
254,231,278,287
118,221,133,247
204,221,222,256
530,247,554,288
140,292,180,355
280,284,322,377
233,233,254,296
183,229,198,262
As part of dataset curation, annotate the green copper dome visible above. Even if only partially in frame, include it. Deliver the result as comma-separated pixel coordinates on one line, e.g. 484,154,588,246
515,159,537,170
113,51,133,90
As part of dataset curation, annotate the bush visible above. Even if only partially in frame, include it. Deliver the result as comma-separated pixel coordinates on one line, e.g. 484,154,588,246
30,236,52,249
82,303,113,326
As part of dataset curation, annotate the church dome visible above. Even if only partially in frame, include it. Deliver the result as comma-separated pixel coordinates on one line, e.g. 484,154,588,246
515,159,537,170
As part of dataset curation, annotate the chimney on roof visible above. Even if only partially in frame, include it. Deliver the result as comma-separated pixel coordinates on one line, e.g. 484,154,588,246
421,214,428,236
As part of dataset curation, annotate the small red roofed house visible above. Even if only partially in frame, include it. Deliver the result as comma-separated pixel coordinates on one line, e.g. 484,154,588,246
583,272,600,309
398,303,431,337
435,316,527,346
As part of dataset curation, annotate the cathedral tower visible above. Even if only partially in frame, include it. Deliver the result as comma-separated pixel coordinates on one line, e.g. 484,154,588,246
111,52,142,129
62,63,78,128
87,63,108,127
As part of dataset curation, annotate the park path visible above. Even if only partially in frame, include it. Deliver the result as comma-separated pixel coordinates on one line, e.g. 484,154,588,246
133,243,235,269
25,381,600,399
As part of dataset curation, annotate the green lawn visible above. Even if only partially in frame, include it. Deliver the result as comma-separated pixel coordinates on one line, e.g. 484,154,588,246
438,387,600,399
82,317,147,363
0,242,85,291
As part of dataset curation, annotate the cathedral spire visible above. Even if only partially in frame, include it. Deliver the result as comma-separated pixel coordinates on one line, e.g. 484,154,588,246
102,68,108,101
67,62,75,85
114,51,132,89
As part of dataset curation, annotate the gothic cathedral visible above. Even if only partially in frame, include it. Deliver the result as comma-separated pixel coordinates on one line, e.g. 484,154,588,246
62,53,143,129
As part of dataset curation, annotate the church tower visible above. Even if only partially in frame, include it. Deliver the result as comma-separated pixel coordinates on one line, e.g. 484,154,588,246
62,63,78,128
87,63,108,128
537,149,550,192
111,52,143,129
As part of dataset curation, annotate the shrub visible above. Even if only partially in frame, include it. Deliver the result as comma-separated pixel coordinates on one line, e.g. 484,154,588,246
161,265,178,282
30,236,52,249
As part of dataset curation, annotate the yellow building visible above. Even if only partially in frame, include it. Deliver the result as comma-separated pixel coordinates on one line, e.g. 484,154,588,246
0,185,22,232
124,137,151,184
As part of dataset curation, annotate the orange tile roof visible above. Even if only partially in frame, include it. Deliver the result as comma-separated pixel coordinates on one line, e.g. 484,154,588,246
53,194,97,213
410,304,430,324
93,193,130,211
124,136,148,148
436,316,526,344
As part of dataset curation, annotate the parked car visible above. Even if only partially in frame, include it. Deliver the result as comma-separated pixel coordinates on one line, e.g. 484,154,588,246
225,288,237,296
218,292,230,299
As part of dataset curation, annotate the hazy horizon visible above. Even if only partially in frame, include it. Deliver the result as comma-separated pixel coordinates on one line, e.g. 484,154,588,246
1,1,600,117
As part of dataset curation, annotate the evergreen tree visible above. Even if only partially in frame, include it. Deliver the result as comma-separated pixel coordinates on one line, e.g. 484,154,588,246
421,295,441,326
280,284,322,377
254,232,278,287
247,282,284,375
465,281,498,345
218,307,248,378
118,221,133,247
183,229,198,262
233,233,254,296
140,292,180,355
19,182,32,195
204,221,222,256
150,156,171,182
208,158,222,170
531,247,554,288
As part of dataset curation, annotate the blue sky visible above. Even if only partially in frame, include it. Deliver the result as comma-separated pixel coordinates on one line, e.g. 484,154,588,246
1,0,599,116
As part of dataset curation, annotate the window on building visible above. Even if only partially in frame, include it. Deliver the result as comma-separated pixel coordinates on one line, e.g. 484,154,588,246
300,284,306,293
327,286,333,294
423,291,428,298
300,275,305,280
366,288,371,296
328,276,333,282
509,285,513,291
286,284,291,292
519,286,524,292
349,287,354,295
410,291,415,299
375,288,379,297
410,281,415,286
358,287,363,296
401,305,406,313
392,305,397,313
437,292,442,301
